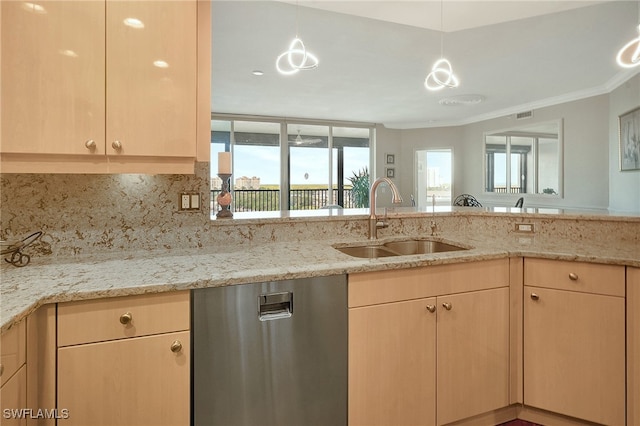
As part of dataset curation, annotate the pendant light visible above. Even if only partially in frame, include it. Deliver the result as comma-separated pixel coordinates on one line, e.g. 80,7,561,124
276,1,319,75
616,2,640,68
425,0,459,91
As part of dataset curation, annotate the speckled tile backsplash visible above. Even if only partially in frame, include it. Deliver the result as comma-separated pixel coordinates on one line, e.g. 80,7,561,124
0,163,371,257
1,163,638,259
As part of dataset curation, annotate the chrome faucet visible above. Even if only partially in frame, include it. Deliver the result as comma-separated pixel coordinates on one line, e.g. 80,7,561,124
369,177,403,239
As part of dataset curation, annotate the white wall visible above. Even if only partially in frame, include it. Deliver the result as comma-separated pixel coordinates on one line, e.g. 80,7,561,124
609,73,640,213
462,95,610,209
377,91,626,211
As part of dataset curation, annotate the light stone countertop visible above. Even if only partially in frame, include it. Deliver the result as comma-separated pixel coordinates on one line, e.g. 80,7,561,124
2,223,639,333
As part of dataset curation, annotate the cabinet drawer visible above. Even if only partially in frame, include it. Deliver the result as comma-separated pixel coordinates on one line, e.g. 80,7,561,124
58,291,190,347
524,258,624,297
349,259,509,307
0,319,26,387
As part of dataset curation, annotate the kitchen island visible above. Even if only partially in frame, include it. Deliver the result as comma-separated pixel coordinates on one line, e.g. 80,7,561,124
1,208,639,426
2,208,639,332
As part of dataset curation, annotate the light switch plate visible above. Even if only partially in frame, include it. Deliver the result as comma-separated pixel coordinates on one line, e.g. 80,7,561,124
179,192,200,211
515,223,534,233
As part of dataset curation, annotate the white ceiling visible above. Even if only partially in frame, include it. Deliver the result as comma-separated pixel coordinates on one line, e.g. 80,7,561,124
211,1,640,129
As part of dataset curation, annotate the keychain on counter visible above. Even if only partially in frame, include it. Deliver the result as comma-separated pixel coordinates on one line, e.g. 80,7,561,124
1,231,43,267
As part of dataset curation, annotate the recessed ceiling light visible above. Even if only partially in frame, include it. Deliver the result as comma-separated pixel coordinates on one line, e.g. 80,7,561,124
438,94,485,106
252,70,264,76
153,60,169,68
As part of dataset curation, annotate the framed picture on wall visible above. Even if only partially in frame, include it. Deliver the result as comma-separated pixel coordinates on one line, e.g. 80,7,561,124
619,106,640,171
385,153,395,165
385,167,395,178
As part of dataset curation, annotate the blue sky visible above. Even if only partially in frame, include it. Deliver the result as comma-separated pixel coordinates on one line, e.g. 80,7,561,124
213,145,369,185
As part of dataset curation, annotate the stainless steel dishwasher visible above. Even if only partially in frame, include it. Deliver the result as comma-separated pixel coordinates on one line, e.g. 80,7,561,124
192,275,347,426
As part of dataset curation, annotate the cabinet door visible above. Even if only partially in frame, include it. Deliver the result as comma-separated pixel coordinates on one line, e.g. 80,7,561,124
58,331,189,426
1,1,105,155
524,286,625,425
349,298,437,426
0,365,27,426
106,0,196,158
437,287,510,425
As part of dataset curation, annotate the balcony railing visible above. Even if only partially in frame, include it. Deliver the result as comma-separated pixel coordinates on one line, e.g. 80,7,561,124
492,186,523,194
211,189,357,212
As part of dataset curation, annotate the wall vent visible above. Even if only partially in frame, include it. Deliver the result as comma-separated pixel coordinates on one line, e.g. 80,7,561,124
515,110,533,120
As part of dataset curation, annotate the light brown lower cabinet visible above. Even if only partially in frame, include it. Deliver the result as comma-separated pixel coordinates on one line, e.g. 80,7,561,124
57,331,190,426
349,297,437,426
629,267,640,426
0,365,27,426
348,260,510,426
56,291,190,426
523,259,626,426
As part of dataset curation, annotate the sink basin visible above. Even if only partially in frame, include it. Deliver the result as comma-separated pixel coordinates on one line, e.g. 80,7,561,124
334,239,468,258
383,240,466,255
335,245,399,259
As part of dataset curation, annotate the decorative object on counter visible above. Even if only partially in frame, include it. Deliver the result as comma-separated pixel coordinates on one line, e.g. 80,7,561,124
275,1,318,75
1,231,42,267
515,197,524,208
217,152,233,218
453,194,482,207
424,0,459,91
347,167,370,208
619,105,640,171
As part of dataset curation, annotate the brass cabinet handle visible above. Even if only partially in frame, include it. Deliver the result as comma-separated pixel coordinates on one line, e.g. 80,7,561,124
170,340,183,353
531,293,540,301
568,272,579,281
119,312,132,325
426,304,436,313
85,139,96,150
442,302,452,311
112,140,122,151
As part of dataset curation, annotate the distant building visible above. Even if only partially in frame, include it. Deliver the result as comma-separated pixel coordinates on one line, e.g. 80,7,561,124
211,176,223,189
235,176,261,189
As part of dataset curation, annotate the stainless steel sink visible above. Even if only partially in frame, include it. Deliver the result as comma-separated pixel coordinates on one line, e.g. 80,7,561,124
335,245,399,259
383,240,466,255
334,239,468,258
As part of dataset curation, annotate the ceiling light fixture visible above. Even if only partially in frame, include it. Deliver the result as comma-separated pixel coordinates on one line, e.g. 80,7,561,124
425,0,459,91
616,0,640,69
276,1,318,75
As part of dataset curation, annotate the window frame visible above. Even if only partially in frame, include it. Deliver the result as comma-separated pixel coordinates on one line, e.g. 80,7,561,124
211,114,375,215
482,119,564,199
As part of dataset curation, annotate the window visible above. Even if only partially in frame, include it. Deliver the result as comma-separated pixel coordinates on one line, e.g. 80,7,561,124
211,116,372,214
415,149,452,207
484,120,562,197
287,124,329,210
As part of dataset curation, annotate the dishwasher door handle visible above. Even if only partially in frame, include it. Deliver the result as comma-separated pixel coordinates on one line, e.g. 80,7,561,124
258,292,293,321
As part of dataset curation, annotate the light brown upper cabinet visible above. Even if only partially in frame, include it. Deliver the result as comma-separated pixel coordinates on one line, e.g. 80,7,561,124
1,0,198,174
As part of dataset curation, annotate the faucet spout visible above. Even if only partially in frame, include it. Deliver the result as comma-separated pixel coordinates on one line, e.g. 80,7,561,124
369,177,403,240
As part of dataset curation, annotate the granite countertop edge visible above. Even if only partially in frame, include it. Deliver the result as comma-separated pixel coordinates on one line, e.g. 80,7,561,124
2,237,639,333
